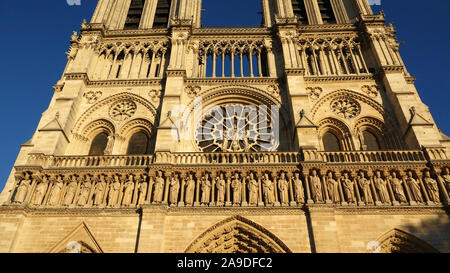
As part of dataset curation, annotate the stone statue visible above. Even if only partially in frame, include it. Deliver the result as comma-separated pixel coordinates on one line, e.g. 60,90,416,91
357,128,365,150
216,173,226,205
63,176,78,206
341,173,355,203
326,172,340,203
357,172,373,204
48,176,64,206
169,174,180,205
247,173,258,205
77,176,92,206
13,173,31,204
122,175,135,206
293,173,304,203
389,172,407,203
278,172,289,205
137,178,148,206
423,171,440,203
93,175,107,206
185,174,196,205
201,174,211,205
374,171,390,204
108,175,121,207
262,173,274,205
33,176,49,206
153,171,165,203
442,167,450,195
405,171,423,203
231,173,242,204
310,170,323,203
104,135,115,155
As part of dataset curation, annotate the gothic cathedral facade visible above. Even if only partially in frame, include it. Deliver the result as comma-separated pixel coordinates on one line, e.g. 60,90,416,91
0,0,449,253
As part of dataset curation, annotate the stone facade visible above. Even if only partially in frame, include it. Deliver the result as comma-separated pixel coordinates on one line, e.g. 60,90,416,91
0,0,449,253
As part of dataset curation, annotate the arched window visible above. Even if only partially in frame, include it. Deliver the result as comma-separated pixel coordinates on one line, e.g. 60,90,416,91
124,0,146,30
363,131,381,151
89,133,109,156
317,0,337,24
292,0,308,24
323,132,342,152
153,0,172,28
127,132,150,155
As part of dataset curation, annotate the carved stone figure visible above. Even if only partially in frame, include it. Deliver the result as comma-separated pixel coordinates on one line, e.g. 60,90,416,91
77,176,92,206
122,175,135,206
153,171,165,203
293,173,304,203
357,172,373,204
33,176,49,206
63,176,78,206
341,173,355,203
201,174,211,204
104,135,115,155
137,178,148,206
357,128,365,150
185,174,196,205
278,172,289,205
169,174,180,205
442,167,450,195
310,170,323,203
423,171,440,203
247,173,258,205
48,176,64,206
262,173,274,205
13,173,31,204
326,172,340,203
231,173,242,204
108,175,121,207
406,171,423,203
389,172,407,203
374,171,390,204
93,175,107,206
216,174,226,205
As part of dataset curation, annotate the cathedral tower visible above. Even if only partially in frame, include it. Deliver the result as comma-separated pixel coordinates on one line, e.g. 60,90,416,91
0,0,449,253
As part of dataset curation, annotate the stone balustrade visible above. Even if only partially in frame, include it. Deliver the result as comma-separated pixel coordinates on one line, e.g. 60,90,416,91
154,152,302,165
302,149,427,163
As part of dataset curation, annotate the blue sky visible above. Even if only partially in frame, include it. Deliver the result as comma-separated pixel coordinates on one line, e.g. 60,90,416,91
0,0,449,192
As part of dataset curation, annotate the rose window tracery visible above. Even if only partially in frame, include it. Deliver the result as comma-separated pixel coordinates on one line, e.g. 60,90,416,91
330,97,361,119
195,104,279,153
109,100,137,121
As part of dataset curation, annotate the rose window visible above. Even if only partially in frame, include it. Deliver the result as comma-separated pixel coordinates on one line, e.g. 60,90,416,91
109,100,137,121
330,97,361,119
194,104,279,153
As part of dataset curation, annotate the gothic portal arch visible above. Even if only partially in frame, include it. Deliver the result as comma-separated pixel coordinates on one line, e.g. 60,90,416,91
185,215,292,253
374,229,439,253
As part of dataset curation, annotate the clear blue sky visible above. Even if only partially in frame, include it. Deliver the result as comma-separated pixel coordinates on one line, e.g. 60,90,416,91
0,0,449,192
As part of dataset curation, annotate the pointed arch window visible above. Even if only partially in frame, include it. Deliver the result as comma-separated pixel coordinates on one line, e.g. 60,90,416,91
89,133,109,156
124,0,146,30
292,0,308,24
323,132,342,152
363,130,381,151
153,0,172,28
127,132,150,155
317,0,337,24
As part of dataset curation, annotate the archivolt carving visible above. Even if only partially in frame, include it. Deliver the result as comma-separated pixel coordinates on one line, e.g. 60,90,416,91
311,89,385,121
375,229,439,253
189,85,281,109
317,117,351,137
73,92,157,135
81,119,115,139
185,216,291,253
354,116,386,132
119,118,153,139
